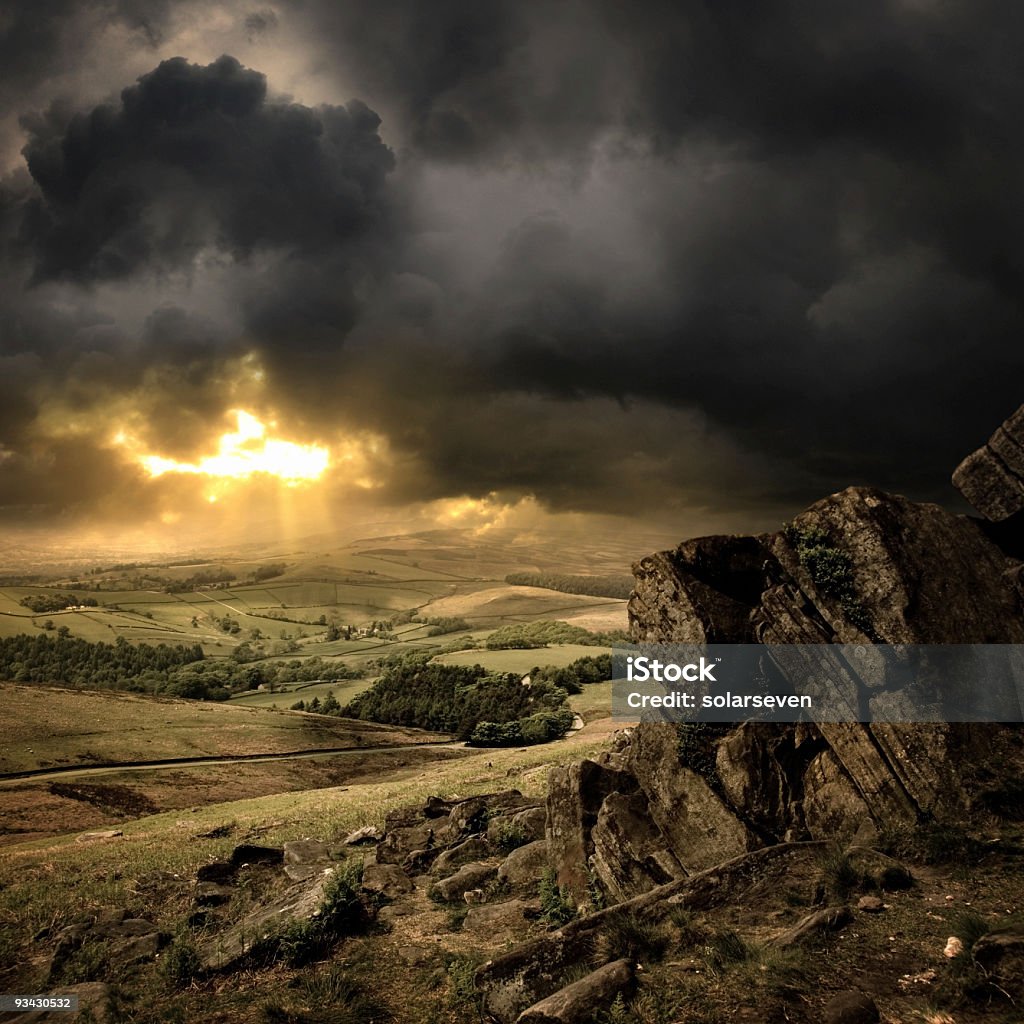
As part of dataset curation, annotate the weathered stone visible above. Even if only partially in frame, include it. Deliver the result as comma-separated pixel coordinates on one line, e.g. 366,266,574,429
511,807,547,842
194,882,233,907
628,535,773,644
8,982,115,1024
856,895,884,913
488,806,546,847
196,860,235,883
953,404,1024,521
230,844,284,867
772,905,852,947
75,830,122,842
823,991,880,1024
343,825,384,845
199,872,334,971
545,759,638,897
464,899,539,940
434,862,497,902
589,791,684,902
397,945,436,965
516,959,635,1024
361,863,415,899
282,840,329,865
433,836,491,876
376,823,435,865
498,841,550,888
801,748,876,842
627,723,756,872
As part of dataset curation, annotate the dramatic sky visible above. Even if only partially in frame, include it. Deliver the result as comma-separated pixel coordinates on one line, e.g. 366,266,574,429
2,0,1023,549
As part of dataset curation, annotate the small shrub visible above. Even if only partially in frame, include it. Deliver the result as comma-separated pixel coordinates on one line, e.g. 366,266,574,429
703,929,753,971
443,905,468,932
600,911,671,964
818,846,865,899
493,820,530,853
161,935,202,987
445,953,483,1011
539,867,576,926
880,823,984,867
263,964,391,1024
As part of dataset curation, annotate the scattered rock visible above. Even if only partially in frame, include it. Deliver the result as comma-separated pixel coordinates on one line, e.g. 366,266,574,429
361,863,415,899
856,896,884,913
516,958,635,1024
198,872,335,972
343,825,384,845
823,991,879,1024
498,841,549,888
433,836,491,877
434,862,497,902
74,830,122,842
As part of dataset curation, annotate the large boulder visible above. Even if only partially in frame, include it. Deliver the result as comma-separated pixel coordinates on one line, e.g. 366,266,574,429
953,404,1024,521
434,862,497,902
626,723,757,871
545,760,637,897
589,791,685,901
498,841,550,888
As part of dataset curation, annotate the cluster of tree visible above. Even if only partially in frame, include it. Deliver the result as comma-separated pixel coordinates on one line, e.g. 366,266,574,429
165,569,237,593
468,707,574,746
290,690,341,714
19,593,99,613
253,563,288,582
528,653,612,694
420,615,472,636
504,573,635,599
217,616,242,634
0,634,205,692
484,620,628,650
343,658,571,742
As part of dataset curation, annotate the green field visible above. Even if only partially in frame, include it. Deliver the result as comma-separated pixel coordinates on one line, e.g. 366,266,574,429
432,643,610,675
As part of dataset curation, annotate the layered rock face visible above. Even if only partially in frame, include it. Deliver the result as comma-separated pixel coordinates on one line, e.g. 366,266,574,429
548,406,1024,902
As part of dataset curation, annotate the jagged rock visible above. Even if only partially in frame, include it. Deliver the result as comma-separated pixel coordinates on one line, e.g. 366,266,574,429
545,759,638,897
434,862,497,902
464,899,540,939
229,844,283,867
424,795,461,817
627,724,757,871
498,841,549,888
343,825,384,845
589,791,684,902
199,872,334,971
801,748,875,842
823,991,879,1024
516,959,635,1024
972,924,1024,999
953,404,1024,521
433,836,492,877
361,863,414,899
629,535,772,644
772,905,852,947
376,822,435,865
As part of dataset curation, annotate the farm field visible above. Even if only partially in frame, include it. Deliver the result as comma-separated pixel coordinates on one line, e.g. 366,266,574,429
432,643,610,675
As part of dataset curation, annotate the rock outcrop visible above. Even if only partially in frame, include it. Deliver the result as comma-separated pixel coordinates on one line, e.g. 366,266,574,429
543,405,1024,909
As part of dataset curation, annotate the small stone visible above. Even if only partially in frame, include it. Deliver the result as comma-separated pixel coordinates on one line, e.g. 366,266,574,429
823,991,879,1024
856,896,884,913
944,936,964,958
361,863,415,899
343,825,384,845
75,830,122,842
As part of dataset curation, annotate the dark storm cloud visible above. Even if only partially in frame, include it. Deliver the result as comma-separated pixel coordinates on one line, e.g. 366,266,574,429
20,54,394,281
4,2,1024,528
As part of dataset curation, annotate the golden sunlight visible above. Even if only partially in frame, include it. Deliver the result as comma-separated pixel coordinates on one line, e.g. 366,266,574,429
130,410,329,484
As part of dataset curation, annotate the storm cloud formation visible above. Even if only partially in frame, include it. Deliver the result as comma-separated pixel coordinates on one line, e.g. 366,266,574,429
2,1,1024,539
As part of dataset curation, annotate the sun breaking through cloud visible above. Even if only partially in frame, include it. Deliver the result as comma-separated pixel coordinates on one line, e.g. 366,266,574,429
125,410,330,485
